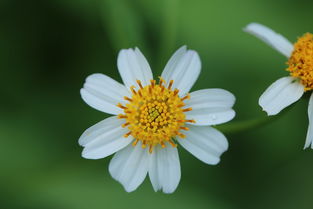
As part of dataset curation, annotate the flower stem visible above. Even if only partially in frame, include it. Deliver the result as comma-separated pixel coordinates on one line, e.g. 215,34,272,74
216,102,297,134
215,115,275,134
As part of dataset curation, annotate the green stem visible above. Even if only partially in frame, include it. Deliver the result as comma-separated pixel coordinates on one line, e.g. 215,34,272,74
215,115,276,134
216,102,297,134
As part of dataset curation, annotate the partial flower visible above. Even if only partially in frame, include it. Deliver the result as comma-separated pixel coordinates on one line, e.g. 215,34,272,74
244,22,313,149
79,46,236,193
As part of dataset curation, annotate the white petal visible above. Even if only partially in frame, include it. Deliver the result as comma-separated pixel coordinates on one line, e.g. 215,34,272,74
185,89,236,126
304,93,313,149
109,142,149,192
81,74,130,115
117,47,153,88
79,116,125,146
161,46,187,80
79,116,133,159
161,46,201,96
148,145,181,194
178,125,228,165
244,22,294,58
259,76,304,116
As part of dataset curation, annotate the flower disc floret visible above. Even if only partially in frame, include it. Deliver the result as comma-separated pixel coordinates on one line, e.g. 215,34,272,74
117,78,194,152
287,33,313,91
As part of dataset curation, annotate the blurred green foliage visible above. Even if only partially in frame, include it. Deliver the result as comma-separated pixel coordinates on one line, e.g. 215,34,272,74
1,0,313,208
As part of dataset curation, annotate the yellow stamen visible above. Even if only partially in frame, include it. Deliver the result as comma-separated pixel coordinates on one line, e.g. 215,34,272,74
182,107,192,112
173,89,179,96
159,77,165,86
185,119,196,123
130,86,137,95
132,139,139,146
122,122,130,128
177,119,195,123
181,93,190,101
180,127,189,131
168,80,174,90
138,90,143,97
117,78,193,153
136,80,143,89
169,140,177,147
287,33,313,91
117,103,127,109
124,96,133,102
149,145,153,153
148,86,152,94
150,80,155,88
117,114,127,119
142,141,147,148
124,131,132,138
161,86,165,93
176,132,186,138
160,142,166,148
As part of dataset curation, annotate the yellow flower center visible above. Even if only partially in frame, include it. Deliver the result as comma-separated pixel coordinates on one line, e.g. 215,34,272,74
117,78,195,153
287,33,313,91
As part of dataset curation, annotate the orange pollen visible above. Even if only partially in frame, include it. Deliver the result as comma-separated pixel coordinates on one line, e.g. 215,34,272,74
122,122,130,128
173,89,179,96
287,33,313,91
149,145,153,153
132,139,139,146
181,93,190,101
124,96,133,102
117,78,195,153
138,90,143,97
177,119,195,123
150,80,155,88
182,107,192,112
168,80,174,90
159,77,165,86
130,86,137,95
136,80,143,89
117,114,127,119
124,131,132,138
117,103,127,109
180,127,189,131
168,140,177,147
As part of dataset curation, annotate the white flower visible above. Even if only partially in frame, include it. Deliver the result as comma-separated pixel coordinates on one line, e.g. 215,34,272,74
244,23,313,149
79,46,236,193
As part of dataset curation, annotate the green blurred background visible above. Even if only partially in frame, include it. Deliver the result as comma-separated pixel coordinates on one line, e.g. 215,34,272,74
1,0,313,208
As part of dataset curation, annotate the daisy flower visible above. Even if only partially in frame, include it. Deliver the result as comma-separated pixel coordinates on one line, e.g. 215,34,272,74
79,46,235,193
244,23,313,149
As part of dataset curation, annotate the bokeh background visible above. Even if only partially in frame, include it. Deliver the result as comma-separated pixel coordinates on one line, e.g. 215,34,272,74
1,0,313,208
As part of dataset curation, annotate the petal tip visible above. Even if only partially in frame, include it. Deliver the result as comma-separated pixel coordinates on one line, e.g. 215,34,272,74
134,46,141,53
210,158,221,165
262,107,275,116
124,185,137,193
81,149,100,160
162,189,176,194
81,150,93,159
178,45,187,52
243,22,261,32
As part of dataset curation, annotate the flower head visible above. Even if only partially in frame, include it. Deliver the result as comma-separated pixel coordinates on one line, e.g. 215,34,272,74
79,46,236,193
117,78,194,152
287,33,313,91
244,22,313,149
